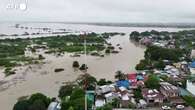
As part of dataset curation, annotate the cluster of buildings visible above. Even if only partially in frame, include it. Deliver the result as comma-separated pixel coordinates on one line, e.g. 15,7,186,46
139,34,176,49
93,72,193,110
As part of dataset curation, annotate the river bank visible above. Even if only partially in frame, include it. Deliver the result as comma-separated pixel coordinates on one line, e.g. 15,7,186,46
0,23,191,110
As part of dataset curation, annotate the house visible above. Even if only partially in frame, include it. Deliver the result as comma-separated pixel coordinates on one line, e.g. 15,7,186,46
120,93,130,108
139,37,153,46
96,84,115,95
127,73,145,89
160,82,179,99
47,102,61,110
138,99,147,108
189,61,195,74
186,80,195,96
116,80,130,88
170,97,185,106
95,96,106,107
142,88,164,106
164,65,180,76
104,92,119,103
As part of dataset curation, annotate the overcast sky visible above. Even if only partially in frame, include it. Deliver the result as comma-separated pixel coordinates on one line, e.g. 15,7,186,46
0,0,195,23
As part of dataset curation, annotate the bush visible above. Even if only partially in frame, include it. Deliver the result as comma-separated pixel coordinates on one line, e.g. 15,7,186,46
4,67,16,76
38,54,45,60
72,61,80,68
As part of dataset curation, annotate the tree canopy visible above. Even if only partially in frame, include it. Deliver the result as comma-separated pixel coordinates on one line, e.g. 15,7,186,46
145,74,160,89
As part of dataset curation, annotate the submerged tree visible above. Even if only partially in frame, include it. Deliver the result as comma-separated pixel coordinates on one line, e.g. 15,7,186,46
115,70,126,81
72,61,80,68
79,64,88,71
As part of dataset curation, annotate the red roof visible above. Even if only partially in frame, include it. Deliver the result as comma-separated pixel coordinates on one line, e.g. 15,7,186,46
127,73,137,81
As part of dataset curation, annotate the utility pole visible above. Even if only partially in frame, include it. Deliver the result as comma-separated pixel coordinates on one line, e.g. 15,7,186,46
83,32,87,110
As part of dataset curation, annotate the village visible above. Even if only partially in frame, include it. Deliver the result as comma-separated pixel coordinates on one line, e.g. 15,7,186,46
45,30,195,110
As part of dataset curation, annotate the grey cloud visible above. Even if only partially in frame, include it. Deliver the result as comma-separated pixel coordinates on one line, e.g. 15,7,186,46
0,0,195,23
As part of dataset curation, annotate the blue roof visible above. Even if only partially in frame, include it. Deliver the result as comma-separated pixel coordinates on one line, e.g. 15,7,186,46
116,80,129,88
136,75,144,80
190,61,195,68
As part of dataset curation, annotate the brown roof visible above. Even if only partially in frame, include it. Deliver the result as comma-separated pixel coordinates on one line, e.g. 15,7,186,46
170,97,185,104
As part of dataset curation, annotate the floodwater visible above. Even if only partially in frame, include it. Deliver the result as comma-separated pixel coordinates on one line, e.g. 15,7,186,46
0,23,193,110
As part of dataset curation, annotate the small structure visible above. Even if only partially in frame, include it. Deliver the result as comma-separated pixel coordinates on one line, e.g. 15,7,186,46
176,105,185,110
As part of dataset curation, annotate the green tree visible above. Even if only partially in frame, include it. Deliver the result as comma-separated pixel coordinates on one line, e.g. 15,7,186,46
13,100,30,110
28,93,51,108
145,74,160,89
68,106,74,110
135,59,151,70
77,74,97,90
111,98,120,108
97,79,107,86
58,84,75,99
183,96,195,108
28,99,47,110
134,87,143,102
153,60,165,70
70,88,85,100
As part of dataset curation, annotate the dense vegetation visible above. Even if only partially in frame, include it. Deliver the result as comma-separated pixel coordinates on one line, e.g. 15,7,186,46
145,46,183,62
13,93,51,110
0,33,108,71
136,46,184,70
